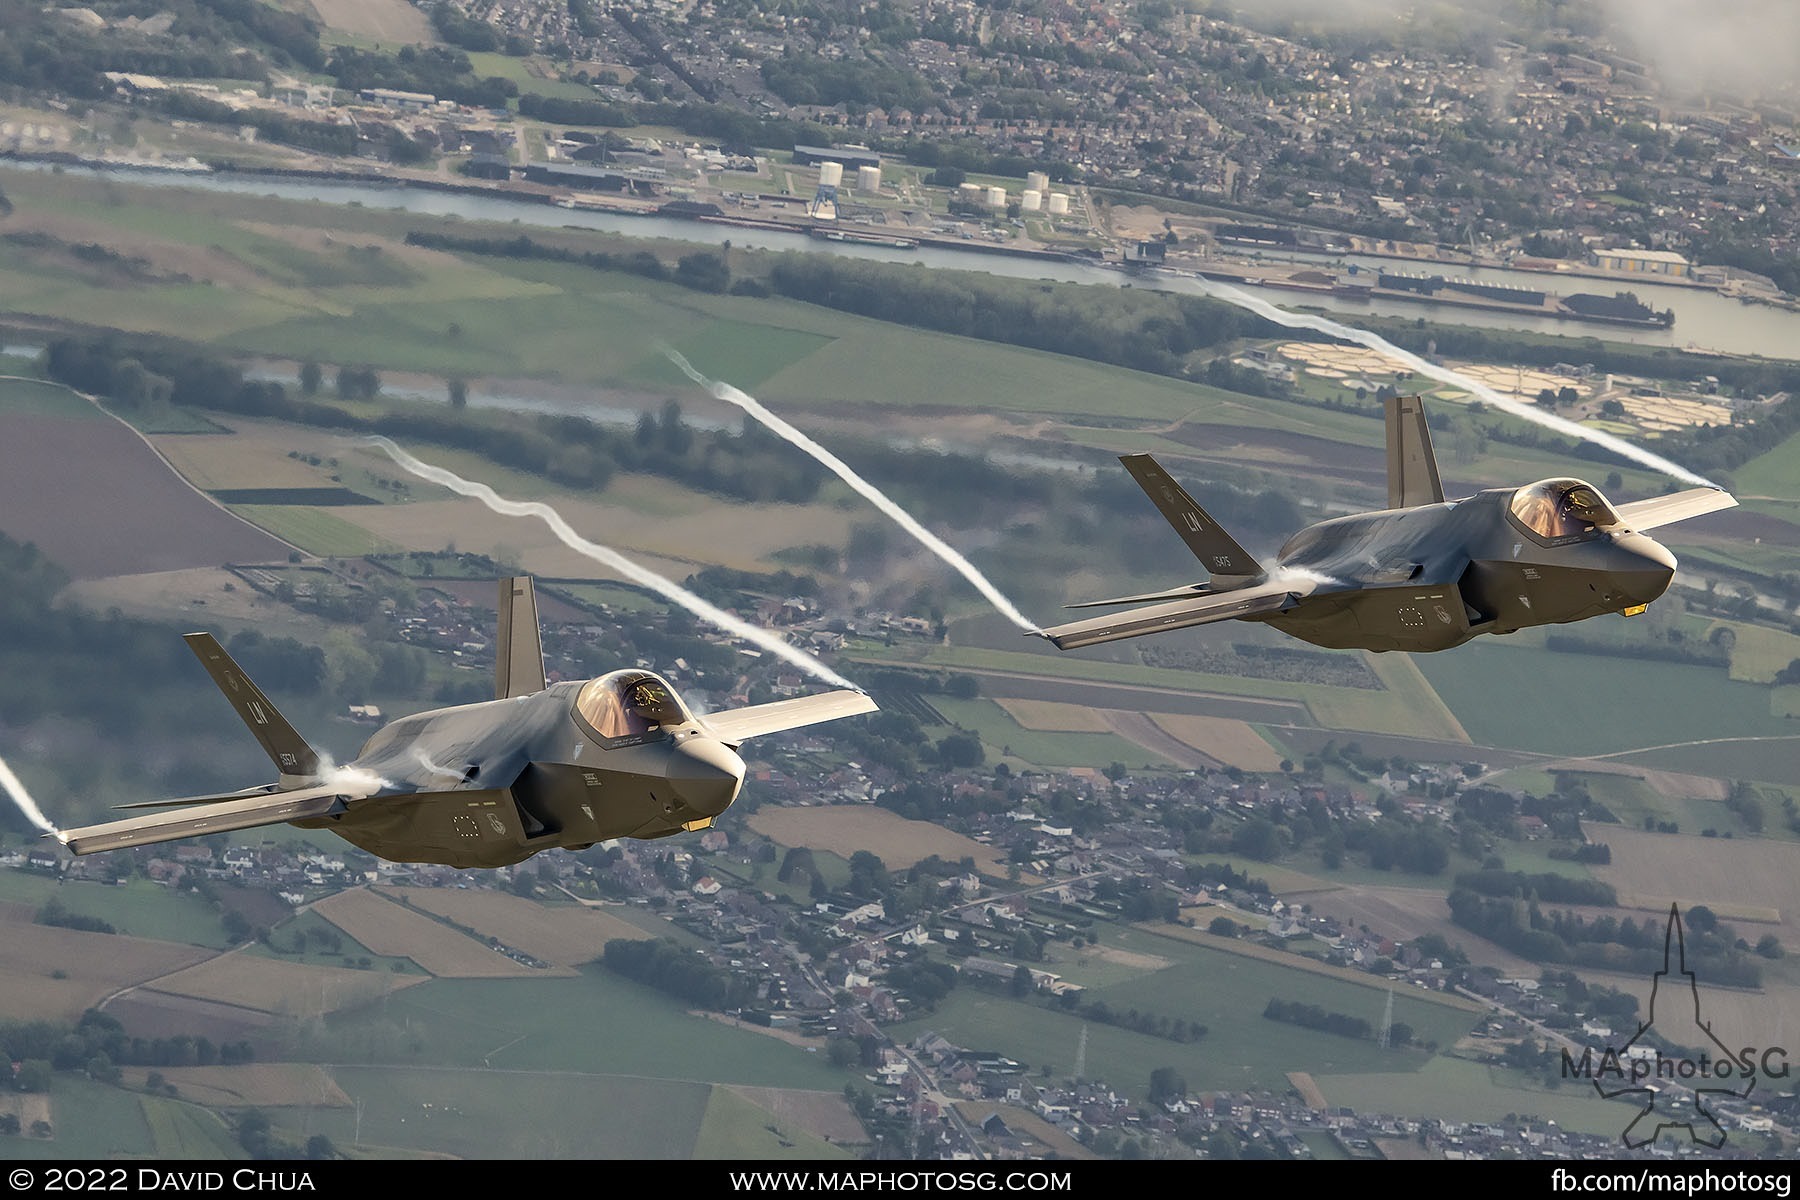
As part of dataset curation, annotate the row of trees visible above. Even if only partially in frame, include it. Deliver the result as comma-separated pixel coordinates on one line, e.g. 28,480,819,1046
40,331,833,505
1452,868,1618,907
1447,891,1764,986
0,1009,253,1093
600,937,755,1010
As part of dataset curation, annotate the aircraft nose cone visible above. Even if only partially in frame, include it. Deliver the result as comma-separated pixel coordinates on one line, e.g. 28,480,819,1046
1613,532,1676,605
667,736,745,817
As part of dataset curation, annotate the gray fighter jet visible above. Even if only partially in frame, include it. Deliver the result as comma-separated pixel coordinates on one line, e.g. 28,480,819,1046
1039,395,1736,653
57,578,875,867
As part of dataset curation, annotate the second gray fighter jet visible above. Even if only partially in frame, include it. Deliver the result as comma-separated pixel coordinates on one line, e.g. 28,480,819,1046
1039,395,1735,653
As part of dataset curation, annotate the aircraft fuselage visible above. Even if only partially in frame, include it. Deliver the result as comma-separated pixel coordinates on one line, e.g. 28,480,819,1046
292,679,745,870
1257,489,1678,652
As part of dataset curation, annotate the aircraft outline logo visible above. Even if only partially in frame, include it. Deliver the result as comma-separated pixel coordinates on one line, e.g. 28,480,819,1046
1589,904,1757,1149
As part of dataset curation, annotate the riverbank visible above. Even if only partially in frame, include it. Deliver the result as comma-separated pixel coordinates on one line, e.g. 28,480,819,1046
6,151,1798,359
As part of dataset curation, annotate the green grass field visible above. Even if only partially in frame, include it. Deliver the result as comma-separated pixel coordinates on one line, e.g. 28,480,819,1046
1544,769,1784,841
320,970,851,1086
287,1064,851,1159
1612,737,1800,788
0,376,104,419
2,1076,157,1159
1316,1054,1645,1136
1415,635,1791,756
465,53,601,101
300,1065,714,1158
242,909,427,974
140,1094,244,1158
692,1085,854,1160
21,878,235,948
926,696,1179,770
850,640,1465,740
1727,428,1800,501
226,506,391,556
889,924,1479,1099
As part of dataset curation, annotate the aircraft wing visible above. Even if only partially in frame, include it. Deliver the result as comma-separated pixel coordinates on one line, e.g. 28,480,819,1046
1613,487,1737,532
56,783,365,856
1038,577,1312,651
700,690,878,746
1061,583,1217,610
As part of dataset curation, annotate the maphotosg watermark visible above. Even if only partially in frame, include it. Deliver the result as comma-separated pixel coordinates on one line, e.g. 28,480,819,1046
1559,904,1787,1149
1550,1168,1793,1196
1562,1045,1791,1088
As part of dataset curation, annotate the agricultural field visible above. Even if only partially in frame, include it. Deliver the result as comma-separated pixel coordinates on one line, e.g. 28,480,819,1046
319,972,851,1085
304,0,433,43
0,382,291,580
0,900,214,1022
1615,738,1800,788
0,874,237,947
147,951,425,1018
1316,1055,1643,1137
994,698,1113,732
223,505,390,557
320,441,858,578
1576,823,1798,1046
135,1094,244,1158
0,165,1645,505
312,887,550,977
1549,768,1779,842
374,886,647,967
1726,428,1800,502
290,1065,844,1160
1586,824,1796,924
747,803,1011,876
1415,636,1793,758
924,695,1179,771
126,1064,351,1110
1147,714,1285,771
889,922,1482,1098
1,1076,170,1160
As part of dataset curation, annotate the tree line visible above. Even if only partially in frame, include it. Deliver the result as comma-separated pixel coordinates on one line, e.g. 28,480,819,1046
39,331,830,505
403,228,1292,391
1447,891,1763,986
1452,868,1618,907
1,1009,253,1095
600,937,754,1010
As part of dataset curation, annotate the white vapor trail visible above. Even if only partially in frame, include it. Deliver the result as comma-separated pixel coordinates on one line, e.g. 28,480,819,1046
0,753,60,835
664,350,1044,633
365,436,863,692
1185,276,1719,488
317,753,391,797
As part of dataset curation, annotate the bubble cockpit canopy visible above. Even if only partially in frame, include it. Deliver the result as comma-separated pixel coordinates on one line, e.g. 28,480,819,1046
1508,478,1619,542
573,670,691,743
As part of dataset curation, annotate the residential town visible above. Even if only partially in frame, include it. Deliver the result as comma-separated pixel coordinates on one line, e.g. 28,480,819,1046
8,575,1794,1159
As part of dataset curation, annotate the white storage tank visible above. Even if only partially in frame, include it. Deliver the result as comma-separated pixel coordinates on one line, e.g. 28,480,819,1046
817,160,843,187
856,164,881,192
1027,170,1050,194
985,185,1007,208
1020,189,1042,211
959,181,983,200
1047,192,1070,215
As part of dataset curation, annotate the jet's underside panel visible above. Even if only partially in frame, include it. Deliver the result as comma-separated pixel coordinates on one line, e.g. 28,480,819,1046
1265,583,1478,652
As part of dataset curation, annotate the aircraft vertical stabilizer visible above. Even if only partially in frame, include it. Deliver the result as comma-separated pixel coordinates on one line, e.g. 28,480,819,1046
183,633,322,782
495,575,547,699
1386,393,1445,510
1119,453,1263,578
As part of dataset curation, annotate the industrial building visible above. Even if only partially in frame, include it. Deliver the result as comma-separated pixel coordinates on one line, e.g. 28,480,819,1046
1589,248,1693,278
